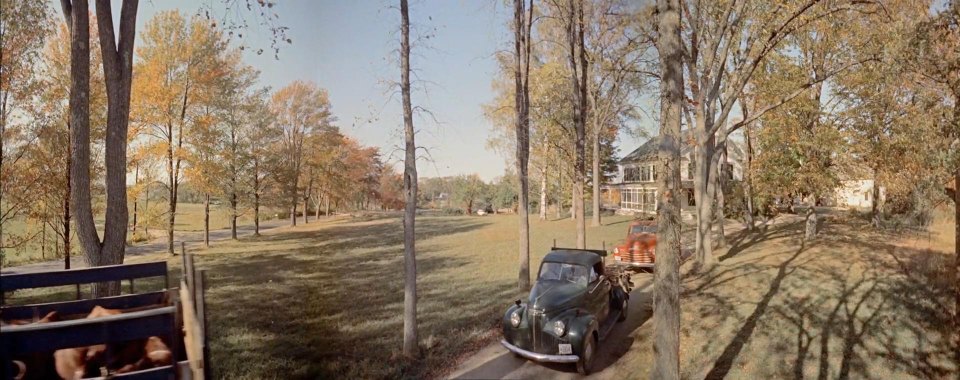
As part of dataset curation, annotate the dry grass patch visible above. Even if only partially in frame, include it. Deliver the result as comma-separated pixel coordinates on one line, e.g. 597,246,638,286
181,213,636,379
605,213,956,379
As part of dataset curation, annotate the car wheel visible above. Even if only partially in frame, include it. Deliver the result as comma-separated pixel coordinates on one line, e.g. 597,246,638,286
617,296,628,322
576,332,596,375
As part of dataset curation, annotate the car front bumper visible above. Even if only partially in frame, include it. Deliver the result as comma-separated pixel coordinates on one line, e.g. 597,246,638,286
501,339,579,363
616,260,654,269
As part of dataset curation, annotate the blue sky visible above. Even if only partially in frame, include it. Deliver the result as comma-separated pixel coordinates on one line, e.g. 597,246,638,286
94,0,648,181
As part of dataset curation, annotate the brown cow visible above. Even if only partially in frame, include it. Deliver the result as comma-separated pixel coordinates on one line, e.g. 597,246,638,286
54,306,173,379
3,311,62,380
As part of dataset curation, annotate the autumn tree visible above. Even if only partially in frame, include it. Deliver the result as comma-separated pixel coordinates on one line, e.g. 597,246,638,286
25,19,108,268
246,93,279,236
677,0,881,264
269,80,335,227
0,1,51,264
911,0,960,366
132,11,226,255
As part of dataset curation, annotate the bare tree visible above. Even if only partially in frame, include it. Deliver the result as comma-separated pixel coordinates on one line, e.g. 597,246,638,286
651,0,683,377
514,0,534,290
399,0,419,357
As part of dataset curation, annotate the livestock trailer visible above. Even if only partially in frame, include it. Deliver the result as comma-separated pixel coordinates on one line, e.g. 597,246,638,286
1,253,209,379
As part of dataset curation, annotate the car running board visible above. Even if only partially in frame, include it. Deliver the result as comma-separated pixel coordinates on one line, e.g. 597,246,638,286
598,310,622,341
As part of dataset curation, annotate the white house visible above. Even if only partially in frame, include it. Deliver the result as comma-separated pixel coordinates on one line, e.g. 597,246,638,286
602,130,742,216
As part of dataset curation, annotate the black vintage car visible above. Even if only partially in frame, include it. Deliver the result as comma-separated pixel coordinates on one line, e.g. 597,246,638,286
501,248,632,375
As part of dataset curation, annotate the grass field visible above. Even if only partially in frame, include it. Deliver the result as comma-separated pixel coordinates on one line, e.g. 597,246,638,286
0,203,279,267
3,211,955,379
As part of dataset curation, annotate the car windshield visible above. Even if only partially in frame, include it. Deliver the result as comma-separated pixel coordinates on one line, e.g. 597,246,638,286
630,224,656,234
538,262,589,287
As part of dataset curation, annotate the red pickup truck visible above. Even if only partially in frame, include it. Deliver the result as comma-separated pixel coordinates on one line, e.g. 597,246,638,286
613,220,657,269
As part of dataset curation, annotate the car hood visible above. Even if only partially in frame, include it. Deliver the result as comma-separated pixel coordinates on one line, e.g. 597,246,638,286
625,233,656,245
528,280,584,312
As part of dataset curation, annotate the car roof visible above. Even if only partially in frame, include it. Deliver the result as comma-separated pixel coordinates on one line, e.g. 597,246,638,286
542,249,604,267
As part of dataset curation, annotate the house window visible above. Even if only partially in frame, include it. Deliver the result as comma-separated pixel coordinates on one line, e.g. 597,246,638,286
620,188,640,210
624,167,640,182
686,162,695,180
639,164,657,182
652,165,658,182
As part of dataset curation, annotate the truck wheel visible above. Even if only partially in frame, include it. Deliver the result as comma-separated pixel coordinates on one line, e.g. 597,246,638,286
576,332,596,375
617,296,628,322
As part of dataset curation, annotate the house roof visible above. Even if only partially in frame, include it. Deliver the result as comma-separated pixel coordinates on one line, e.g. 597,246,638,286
620,130,696,164
619,130,745,165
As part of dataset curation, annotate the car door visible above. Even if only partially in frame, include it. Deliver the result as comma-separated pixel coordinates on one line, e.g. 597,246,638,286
586,265,611,322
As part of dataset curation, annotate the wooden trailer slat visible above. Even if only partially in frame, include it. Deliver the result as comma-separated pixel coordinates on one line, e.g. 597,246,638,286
89,364,177,380
0,306,176,355
0,262,168,293
1,290,171,321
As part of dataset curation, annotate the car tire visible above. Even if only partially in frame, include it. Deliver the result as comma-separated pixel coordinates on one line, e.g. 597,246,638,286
617,296,628,322
576,332,596,375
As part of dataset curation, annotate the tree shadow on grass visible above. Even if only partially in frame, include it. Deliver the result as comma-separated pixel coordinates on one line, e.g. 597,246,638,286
685,218,956,380
193,216,523,379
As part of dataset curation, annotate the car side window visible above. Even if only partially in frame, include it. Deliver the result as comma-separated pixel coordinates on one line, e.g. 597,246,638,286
589,266,598,283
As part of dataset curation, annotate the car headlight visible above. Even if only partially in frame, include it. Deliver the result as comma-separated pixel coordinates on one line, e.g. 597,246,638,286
510,310,521,327
553,320,566,336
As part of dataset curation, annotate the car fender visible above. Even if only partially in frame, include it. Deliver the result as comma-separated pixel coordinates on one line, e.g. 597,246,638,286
502,304,525,333
564,310,599,355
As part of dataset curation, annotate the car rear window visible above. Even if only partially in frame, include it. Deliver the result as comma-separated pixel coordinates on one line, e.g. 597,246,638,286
630,225,657,234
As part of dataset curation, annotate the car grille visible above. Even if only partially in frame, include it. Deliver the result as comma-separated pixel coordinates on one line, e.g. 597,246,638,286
625,247,655,264
530,308,544,351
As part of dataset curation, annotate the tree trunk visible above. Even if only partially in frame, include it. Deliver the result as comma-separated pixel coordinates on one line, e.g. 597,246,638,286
325,194,330,218
204,194,210,247
64,0,139,297
290,201,297,227
871,168,881,227
230,178,238,240
303,194,309,224
556,165,562,220
132,163,138,231
539,165,548,221
953,167,960,372
716,142,727,248
400,0,419,357
570,186,577,220
805,203,818,241
254,190,260,237
41,223,46,259
744,121,755,231
591,114,601,227
566,0,588,249
694,135,717,266
651,0,682,377
514,0,533,291
63,142,71,270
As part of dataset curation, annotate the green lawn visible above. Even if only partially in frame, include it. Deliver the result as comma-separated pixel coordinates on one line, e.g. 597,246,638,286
0,203,279,267
4,211,954,379
188,213,636,379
